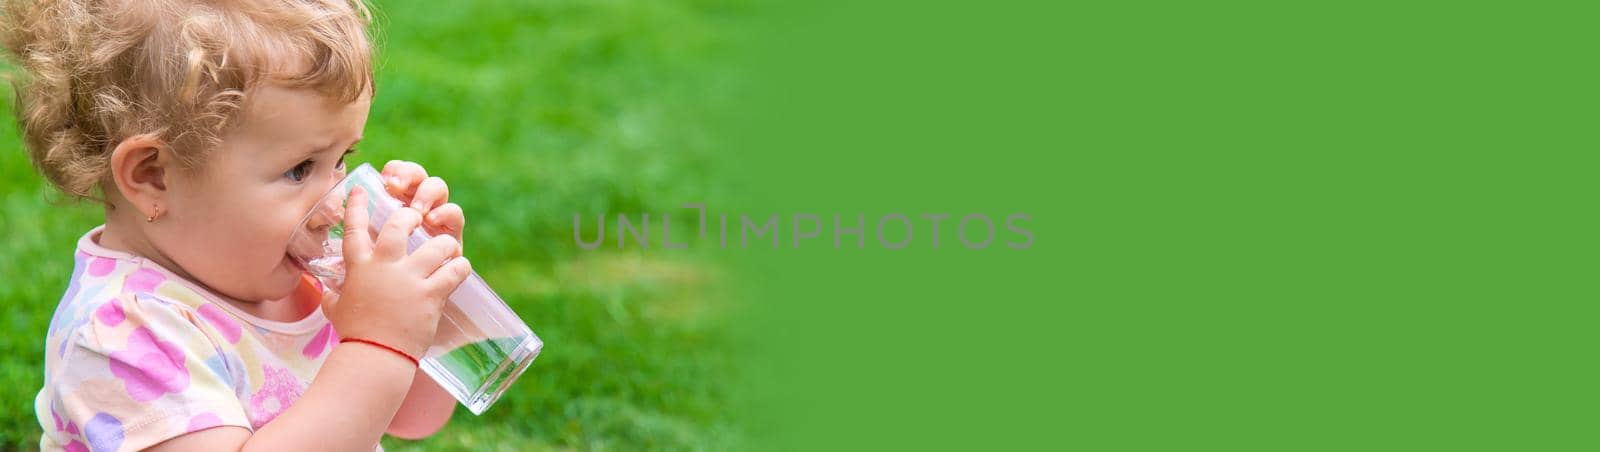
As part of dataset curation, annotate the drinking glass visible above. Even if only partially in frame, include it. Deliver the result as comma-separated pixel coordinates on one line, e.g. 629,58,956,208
288,163,543,415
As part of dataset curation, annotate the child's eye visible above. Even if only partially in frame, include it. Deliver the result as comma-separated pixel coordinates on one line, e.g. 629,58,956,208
336,148,357,169
284,159,314,183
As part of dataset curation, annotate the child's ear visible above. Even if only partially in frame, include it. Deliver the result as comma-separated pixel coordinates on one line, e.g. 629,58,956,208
108,133,171,219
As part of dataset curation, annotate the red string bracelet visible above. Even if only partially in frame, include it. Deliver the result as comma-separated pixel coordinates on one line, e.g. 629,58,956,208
340,337,420,367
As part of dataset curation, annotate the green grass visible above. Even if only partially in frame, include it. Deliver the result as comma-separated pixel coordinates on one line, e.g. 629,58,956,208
0,0,743,449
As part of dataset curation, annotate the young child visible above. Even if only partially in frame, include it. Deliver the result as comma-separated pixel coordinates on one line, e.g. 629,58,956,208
4,0,476,450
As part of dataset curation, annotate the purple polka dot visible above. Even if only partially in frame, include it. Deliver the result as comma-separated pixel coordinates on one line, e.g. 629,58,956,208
94,300,125,326
59,255,88,310
125,268,166,293
197,304,242,344
87,257,116,277
186,412,224,432
108,327,190,402
84,412,123,452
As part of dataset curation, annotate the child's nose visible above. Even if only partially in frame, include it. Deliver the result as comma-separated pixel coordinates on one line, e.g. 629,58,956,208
303,170,351,231
304,209,327,231
301,198,343,236
301,206,338,237
289,203,341,258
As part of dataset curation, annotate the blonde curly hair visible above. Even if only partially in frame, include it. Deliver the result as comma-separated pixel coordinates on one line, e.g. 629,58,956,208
1,0,375,200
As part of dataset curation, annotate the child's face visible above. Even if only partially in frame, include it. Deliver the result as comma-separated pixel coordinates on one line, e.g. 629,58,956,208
156,84,371,303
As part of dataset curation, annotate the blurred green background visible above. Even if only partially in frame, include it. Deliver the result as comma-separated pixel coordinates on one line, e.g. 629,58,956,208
7,0,1599,451
0,0,745,449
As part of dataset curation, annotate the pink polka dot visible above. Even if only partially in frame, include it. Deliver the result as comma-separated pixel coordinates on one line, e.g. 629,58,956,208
125,268,166,293
108,327,190,402
87,257,116,277
248,365,302,429
302,323,334,359
197,304,242,344
63,440,87,452
94,300,125,326
186,413,224,432
65,420,78,435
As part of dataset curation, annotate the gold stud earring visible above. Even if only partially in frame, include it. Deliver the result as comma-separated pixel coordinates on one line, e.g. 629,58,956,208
146,206,160,223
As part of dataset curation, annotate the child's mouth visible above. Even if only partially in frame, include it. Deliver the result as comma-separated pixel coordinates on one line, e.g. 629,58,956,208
285,253,308,274
290,238,346,289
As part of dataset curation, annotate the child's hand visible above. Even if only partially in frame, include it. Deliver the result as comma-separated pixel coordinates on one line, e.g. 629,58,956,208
376,160,479,351
381,160,465,243
328,186,473,359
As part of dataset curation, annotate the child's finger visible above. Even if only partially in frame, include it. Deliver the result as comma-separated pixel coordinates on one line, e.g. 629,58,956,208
342,186,373,258
382,160,428,201
424,202,465,242
410,176,448,211
408,234,462,274
425,256,473,300
376,207,424,259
